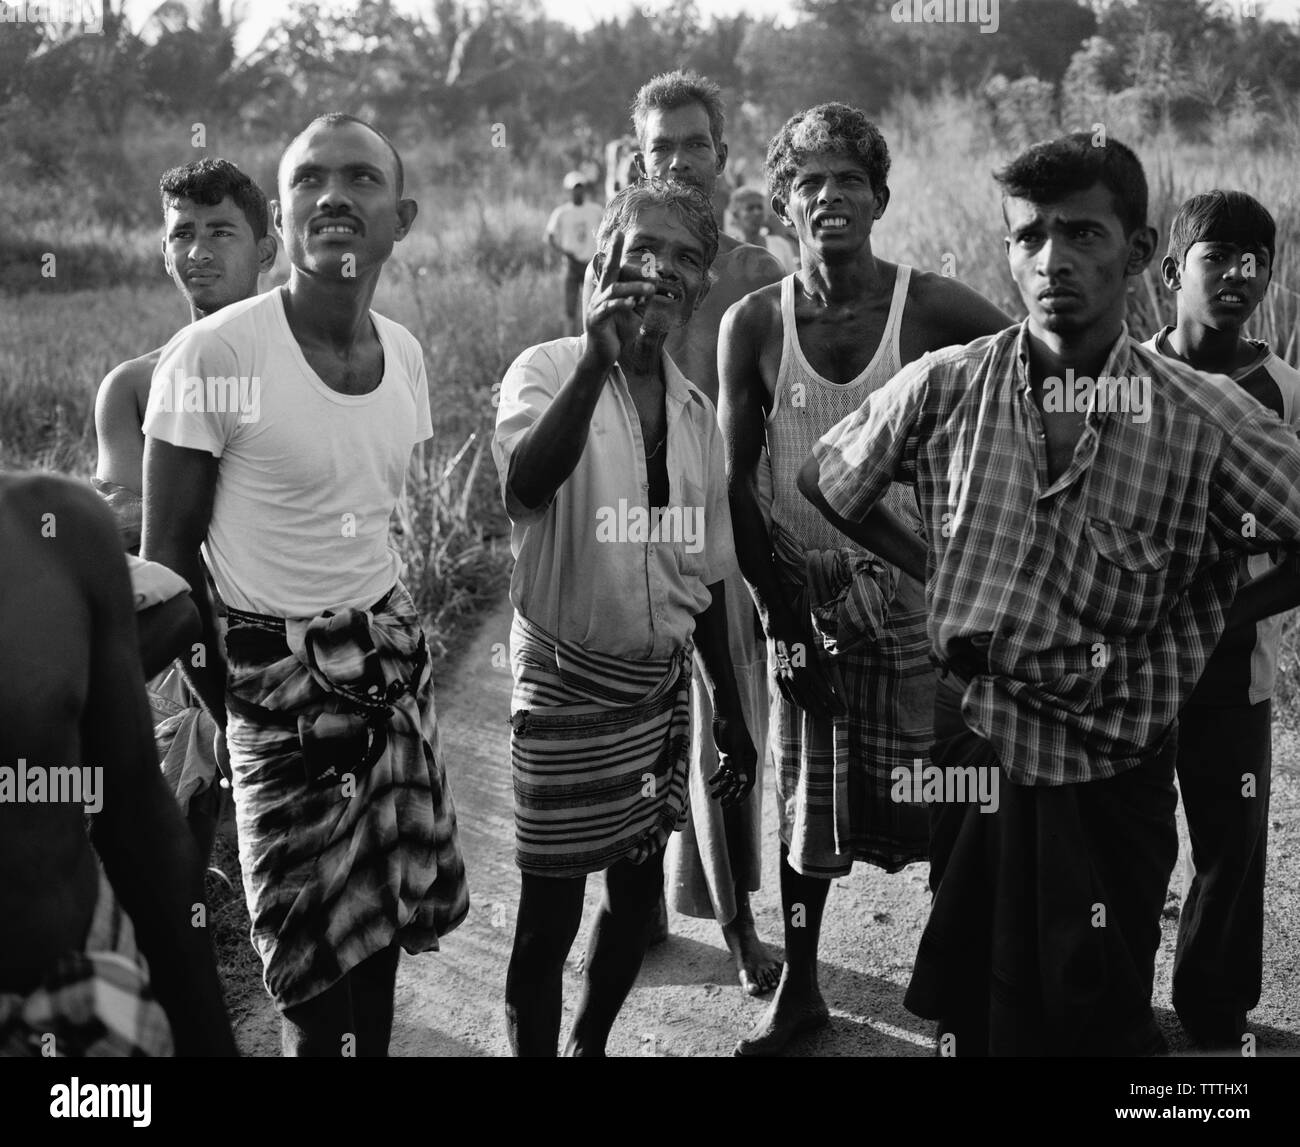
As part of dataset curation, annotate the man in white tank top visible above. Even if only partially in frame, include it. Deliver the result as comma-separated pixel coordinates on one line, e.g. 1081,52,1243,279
719,103,1011,1055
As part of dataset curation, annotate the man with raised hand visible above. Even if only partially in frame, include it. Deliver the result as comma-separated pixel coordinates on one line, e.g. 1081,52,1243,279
94,158,277,860
142,113,468,1057
496,179,756,1055
722,102,1011,1055
800,132,1300,1055
627,68,787,995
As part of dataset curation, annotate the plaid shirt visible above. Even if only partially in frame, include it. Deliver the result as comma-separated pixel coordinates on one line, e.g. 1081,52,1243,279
814,319,1300,785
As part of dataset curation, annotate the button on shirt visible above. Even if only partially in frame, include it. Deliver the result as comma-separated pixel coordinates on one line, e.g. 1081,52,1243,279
813,320,1300,785
493,336,738,661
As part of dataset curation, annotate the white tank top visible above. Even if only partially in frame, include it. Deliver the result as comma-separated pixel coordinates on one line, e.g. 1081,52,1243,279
767,265,919,553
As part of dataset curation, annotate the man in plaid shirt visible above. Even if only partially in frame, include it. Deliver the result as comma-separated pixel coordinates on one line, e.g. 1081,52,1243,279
799,132,1300,1055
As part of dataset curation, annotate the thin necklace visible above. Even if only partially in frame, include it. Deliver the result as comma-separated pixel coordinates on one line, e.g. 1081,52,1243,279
645,432,667,460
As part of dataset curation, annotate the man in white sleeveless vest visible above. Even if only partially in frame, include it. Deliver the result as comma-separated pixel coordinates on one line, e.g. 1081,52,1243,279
720,102,1011,1054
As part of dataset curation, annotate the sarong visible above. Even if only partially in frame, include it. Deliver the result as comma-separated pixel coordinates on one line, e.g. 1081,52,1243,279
771,523,933,878
223,582,468,1010
667,571,769,924
510,612,692,878
0,866,173,1057
904,674,1178,1056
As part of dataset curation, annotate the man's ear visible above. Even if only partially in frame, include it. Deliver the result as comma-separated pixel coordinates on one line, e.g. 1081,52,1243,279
1159,254,1181,291
257,233,278,274
633,151,647,179
271,199,285,241
873,184,891,220
1125,224,1158,277
772,193,791,227
394,197,418,241
714,139,728,179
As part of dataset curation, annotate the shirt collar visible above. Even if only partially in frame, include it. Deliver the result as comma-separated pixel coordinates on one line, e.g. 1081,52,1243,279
1012,317,1135,426
610,347,693,414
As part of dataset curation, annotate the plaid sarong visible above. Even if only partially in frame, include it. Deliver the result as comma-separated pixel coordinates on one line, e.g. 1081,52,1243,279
770,522,932,878
510,612,693,878
0,866,173,1057
223,582,468,1010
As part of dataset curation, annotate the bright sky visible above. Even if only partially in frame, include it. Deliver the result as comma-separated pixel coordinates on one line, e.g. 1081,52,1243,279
119,0,1300,58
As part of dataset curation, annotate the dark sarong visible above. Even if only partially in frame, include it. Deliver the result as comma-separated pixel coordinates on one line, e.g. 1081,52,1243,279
224,583,468,1010
904,674,1178,1056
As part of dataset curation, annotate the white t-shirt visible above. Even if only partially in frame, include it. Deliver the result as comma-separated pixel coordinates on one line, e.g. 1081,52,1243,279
142,288,433,617
545,201,604,262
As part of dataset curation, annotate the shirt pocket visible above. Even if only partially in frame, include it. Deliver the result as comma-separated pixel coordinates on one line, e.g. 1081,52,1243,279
1078,516,1172,634
673,476,710,580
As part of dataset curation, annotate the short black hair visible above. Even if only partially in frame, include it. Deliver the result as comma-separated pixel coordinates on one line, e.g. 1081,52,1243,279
282,112,405,198
1167,189,1276,267
159,157,269,240
632,70,726,150
765,102,890,207
994,132,1148,236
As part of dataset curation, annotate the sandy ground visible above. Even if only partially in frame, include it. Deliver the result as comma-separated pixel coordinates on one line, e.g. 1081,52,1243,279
231,595,1300,1058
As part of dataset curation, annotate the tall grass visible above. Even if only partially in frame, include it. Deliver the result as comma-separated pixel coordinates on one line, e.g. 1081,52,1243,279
7,93,1300,701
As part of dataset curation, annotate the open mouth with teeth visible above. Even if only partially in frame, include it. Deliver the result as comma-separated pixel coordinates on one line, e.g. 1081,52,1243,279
652,284,682,301
313,222,359,236
816,215,849,231
1215,291,1247,304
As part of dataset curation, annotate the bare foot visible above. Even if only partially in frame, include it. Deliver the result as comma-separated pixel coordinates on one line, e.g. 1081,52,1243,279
648,887,669,947
721,901,781,996
733,971,829,1056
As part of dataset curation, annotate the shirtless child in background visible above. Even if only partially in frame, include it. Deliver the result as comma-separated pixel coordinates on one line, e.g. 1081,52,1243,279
0,473,235,1056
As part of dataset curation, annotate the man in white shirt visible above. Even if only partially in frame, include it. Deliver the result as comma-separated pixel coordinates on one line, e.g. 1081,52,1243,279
141,112,468,1057
545,172,604,334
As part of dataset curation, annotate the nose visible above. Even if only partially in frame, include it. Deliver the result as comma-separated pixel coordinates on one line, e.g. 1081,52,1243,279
187,238,213,264
667,146,691,176
315,175,354,212
816,176,843,206
1034,235,1071,279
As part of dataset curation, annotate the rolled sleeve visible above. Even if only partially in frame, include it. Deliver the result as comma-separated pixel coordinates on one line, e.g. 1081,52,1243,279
492,345,561,525
1210,404,1300,553
815,356,930,523
142,329,242,458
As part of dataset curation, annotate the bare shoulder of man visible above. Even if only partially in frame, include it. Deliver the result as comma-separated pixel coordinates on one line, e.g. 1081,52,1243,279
907,268,1015,350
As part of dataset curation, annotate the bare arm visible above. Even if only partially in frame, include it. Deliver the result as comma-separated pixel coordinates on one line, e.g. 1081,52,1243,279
141,437,227,730
718,296,843,719
691,581,757,805
507,232,654,510
136,592,202,680
796,453,926,581
74,489,236,1056
93,358,152,494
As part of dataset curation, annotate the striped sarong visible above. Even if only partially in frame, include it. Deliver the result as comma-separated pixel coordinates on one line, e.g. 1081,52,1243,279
223,582,468,1010
771,523,932,878
510,612,692,878
0,866,173,1057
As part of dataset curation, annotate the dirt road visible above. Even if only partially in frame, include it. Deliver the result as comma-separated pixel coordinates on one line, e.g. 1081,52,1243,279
233,596,1300,1057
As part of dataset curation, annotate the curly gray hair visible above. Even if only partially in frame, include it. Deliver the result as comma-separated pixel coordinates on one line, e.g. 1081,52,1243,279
765,102,890,206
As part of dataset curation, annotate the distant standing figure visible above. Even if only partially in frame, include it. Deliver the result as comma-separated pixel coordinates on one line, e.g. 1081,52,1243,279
729,186,799,273
546,172,605,335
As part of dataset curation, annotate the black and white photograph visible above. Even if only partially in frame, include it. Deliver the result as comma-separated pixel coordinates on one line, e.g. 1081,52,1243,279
1,0,1297,1112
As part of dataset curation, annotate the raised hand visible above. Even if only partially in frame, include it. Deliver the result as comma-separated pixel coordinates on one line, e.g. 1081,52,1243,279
583,230,655,370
